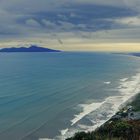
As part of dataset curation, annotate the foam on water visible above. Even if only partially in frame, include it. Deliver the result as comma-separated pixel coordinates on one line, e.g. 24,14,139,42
70,102,105,126
57,72,140,140
120,78,128,82
104,81,111,84
60,128,69,136
39,139,54,140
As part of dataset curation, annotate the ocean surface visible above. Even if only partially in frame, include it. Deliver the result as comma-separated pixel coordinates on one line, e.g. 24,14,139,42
0,52,140,140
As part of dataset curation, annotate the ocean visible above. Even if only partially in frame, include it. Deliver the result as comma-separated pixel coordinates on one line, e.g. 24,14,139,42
0,52,140,140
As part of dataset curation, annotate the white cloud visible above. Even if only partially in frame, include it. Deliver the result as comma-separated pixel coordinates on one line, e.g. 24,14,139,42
0,0,139,43
114,16,140,27
42,19,56,27
58,21,75,29
26,19,41,27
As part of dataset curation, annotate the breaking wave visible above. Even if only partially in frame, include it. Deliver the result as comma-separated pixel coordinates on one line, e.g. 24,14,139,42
56,72,140,140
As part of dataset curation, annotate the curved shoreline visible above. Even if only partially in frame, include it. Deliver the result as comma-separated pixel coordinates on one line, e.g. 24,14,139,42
65,92,140,140
61,54,140,140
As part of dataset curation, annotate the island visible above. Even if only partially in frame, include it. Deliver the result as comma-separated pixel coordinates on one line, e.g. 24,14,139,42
0,45,61,52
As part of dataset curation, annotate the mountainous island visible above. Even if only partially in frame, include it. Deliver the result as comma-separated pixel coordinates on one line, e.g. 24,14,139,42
0,45,61,52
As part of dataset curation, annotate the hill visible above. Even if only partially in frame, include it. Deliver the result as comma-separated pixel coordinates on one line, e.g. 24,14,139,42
0,45,61,52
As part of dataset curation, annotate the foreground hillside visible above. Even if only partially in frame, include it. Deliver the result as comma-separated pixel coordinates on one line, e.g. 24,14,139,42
66,94,140,140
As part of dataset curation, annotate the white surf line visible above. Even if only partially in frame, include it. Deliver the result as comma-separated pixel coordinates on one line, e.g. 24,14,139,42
61,72,140,139
104,81,111,84
120,78,128,82
119,76,140,103
60,128,69,136
44,72,140,140
38,138,54,140
71,101,105,126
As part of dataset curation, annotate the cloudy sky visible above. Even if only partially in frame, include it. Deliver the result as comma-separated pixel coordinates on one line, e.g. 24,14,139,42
0,0,140,51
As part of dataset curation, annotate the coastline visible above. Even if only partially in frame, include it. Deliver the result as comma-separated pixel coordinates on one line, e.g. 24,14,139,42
65,55,140,140
66,92,140,140
39,53,140,140
61,69,140,139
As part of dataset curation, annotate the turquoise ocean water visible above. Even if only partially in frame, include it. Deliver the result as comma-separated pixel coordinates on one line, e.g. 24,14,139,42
0,52,140,140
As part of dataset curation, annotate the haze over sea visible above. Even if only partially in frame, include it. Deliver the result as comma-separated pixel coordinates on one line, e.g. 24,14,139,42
0,52,140,140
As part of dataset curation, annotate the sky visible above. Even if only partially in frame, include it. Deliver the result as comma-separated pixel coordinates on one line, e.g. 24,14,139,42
0,0,140,51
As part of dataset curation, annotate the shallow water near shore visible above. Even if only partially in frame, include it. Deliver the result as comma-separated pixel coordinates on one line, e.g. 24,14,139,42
0,52,140,140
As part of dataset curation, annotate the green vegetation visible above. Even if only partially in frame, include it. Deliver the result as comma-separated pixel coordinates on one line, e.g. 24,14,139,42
66,93,140,140
129,93,140,112
66,120,140,140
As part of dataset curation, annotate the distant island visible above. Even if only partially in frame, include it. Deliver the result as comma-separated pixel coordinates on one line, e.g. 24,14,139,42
0,45,61,52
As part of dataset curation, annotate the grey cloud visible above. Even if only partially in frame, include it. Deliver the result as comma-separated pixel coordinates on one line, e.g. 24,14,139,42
0,0,139,39
26,19,41,27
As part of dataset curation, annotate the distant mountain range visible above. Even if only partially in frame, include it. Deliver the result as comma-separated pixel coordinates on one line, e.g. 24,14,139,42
0,45,61,52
